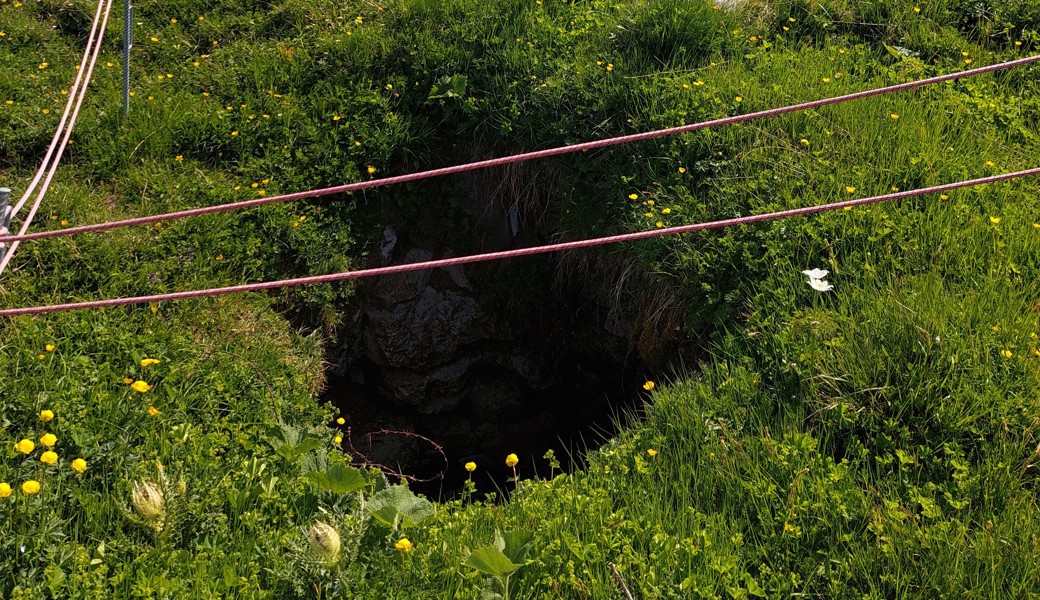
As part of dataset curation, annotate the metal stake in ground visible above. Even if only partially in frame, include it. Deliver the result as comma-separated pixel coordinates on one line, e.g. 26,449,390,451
0,188,11,263
122,0,132,117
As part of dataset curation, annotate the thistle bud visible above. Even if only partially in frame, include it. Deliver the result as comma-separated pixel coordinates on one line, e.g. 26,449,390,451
132,481,166,525
307,521,341,564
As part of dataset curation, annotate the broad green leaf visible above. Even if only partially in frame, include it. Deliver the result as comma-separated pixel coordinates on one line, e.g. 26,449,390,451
464,546,523,577
500,531,534,565
365,485,434,529
325,464,367,494
746,575,766,597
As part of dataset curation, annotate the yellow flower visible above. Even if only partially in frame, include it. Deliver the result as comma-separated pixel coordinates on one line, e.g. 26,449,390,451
333,435,343,444
1000,349,1013,359
656,221,664,228
465,461,477,472
71,458,87,474
367,166,376,174
735,96,743,102
131,380,152,393
15,439,35,454
174,155,183,162
0,483,11,498
643,381,655,391
336,417,345,425
628,193,638,200
40,409,54,422
505,453,519,467
355,15,363,24
940,194,949,201
799,138,809,146
22,480,40,494
989,216,1001,224
662,208,671,214
231,131,239,136
38,354,46,360
150,36,159,42
394,538,414,553
148,405,160,416
913,6,921,13
40,451,58,465
985,160,995,167
140,358,160,367
845,186,856,194
822,77,832,83
692,81,704,87
40,433,57,447
122,377,134,385
964,59,973,65
890,113,899,120
606,63,614,71
647,448,658,457
678,167,687,173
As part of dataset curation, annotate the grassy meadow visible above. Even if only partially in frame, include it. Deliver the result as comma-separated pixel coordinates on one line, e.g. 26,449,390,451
1,0,1040,597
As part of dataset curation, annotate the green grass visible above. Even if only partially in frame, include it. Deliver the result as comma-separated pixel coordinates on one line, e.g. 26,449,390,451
1,0,1040,597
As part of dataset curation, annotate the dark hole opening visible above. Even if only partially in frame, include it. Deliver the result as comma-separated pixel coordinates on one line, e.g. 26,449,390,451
321,250,660,500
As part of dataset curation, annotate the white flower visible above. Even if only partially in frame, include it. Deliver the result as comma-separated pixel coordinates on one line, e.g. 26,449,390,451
802,268,829,280
807,278,834,292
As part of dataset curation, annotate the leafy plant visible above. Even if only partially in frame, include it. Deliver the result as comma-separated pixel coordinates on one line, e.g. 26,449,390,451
463,530,534,600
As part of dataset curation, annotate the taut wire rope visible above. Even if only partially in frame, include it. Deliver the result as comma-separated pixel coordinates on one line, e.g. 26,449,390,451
2,166,1037,317
1,55,1037,247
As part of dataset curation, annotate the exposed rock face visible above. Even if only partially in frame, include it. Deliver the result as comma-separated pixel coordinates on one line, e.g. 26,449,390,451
323,163,677,492
328,235,644,484
358,244,562,413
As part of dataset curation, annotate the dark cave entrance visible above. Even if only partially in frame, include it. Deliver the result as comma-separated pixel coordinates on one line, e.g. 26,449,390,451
320,242,670,499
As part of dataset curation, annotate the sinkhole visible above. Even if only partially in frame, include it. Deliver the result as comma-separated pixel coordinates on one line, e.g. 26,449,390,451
320,234,678,499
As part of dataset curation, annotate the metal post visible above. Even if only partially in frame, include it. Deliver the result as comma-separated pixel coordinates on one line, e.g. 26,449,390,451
0,188,11,264
122,0,132,117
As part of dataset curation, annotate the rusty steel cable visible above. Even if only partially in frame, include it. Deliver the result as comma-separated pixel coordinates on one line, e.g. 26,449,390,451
1,166,1037,317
